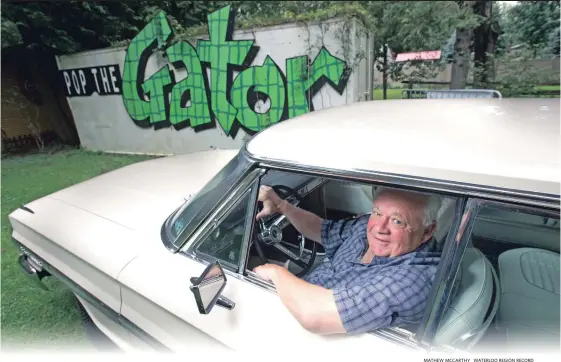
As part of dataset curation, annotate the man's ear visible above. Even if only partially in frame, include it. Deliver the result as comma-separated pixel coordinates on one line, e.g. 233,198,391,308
421,222,437,244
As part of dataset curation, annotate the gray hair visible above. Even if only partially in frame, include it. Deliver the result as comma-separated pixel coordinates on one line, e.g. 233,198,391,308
374,187,442,227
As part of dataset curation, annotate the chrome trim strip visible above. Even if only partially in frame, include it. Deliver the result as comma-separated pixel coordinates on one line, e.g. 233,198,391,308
163,152,259,251
239,178,262,274
371,328,425,350
179,168,265,269
241,145,559,209
12,239,170,351
418,198,481,345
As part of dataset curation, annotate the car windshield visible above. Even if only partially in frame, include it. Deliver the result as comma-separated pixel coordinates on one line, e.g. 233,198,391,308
165,153,251,249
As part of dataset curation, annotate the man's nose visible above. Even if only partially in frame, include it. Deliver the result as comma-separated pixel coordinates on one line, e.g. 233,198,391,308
376,217,390,234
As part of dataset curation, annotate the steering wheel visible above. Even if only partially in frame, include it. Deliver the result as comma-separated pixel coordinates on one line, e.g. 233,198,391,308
253,185,317,278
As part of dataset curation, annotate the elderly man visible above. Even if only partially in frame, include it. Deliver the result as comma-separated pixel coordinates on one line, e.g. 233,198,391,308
253,185,442,335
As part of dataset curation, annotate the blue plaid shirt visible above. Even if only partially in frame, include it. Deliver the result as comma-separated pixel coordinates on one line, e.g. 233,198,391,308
303,215,441,334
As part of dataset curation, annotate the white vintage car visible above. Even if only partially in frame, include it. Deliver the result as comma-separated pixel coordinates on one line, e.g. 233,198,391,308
9,98,560,355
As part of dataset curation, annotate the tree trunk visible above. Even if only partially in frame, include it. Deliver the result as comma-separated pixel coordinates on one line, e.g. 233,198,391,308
382,44,388,100
450,28,473,89
472,0,495,88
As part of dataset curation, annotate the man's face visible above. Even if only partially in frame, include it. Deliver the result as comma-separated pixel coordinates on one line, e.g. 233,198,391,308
366,189,436,257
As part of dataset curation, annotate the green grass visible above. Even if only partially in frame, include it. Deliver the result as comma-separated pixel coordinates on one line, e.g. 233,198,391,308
1,148,155,350
535,85,560,91
372,89,404,100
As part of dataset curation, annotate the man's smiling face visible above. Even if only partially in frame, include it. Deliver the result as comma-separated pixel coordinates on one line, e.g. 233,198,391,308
366,189,436,257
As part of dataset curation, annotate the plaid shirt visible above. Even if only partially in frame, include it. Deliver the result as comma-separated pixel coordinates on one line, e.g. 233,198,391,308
303,215,441,334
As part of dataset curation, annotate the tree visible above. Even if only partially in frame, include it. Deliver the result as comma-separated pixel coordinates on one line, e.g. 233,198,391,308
500,1,560,57
360,1,480,97
548,26,560,56
449,1,486,89
0,0,226,53
471,1,500,88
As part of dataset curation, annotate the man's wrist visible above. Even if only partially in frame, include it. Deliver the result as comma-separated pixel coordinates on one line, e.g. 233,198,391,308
277,199,290,215
270,264,288,285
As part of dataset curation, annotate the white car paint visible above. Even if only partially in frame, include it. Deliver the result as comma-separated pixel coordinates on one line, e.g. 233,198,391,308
9,99,559,354
247,98,560,195
116,242,407,353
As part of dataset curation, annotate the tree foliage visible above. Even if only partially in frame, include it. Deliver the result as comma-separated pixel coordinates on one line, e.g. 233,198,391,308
0,0,229,53
498,0,560,57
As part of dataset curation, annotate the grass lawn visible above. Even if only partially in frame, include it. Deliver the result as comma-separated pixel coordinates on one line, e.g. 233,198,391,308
372,88,404,100
1,148,154,350
535,85,560,92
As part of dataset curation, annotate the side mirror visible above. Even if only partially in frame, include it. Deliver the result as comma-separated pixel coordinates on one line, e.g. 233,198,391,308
189,261,227,314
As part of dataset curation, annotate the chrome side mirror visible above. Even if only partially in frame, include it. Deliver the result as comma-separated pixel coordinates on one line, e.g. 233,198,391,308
189,261,228,314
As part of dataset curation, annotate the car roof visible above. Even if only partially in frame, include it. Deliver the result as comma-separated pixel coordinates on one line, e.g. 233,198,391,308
246,98,560,196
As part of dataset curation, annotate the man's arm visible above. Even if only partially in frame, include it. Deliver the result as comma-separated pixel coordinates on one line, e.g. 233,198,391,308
254,263,346,334
277,200,323,243
256,186,323,243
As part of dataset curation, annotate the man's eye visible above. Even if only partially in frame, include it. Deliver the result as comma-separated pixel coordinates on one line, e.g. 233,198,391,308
392,218,404,226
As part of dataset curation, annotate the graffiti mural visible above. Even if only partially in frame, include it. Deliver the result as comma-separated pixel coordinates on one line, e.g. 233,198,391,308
122,5,351,137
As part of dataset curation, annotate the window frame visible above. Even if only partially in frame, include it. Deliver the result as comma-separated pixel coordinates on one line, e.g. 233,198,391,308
181,168,264,273
239,166,469,349
176,143,560,350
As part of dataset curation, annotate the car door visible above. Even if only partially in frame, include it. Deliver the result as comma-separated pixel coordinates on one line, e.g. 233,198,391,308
116,169,429,353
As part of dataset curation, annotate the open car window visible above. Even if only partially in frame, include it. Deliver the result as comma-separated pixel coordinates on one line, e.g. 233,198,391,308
433,202,560,352
243,170,461,341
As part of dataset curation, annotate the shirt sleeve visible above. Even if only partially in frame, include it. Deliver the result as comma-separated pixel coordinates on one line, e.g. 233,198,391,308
321,216,366,259
332,267,433,334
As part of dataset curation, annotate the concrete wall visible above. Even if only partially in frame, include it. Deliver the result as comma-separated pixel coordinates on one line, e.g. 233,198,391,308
56,9,371,155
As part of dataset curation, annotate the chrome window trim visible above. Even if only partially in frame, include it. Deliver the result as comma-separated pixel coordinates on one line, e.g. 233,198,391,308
417,198,479,346
180,168,265,272
241,145,559,210
238,177,262,274
162,152,258,252
12,239,169,351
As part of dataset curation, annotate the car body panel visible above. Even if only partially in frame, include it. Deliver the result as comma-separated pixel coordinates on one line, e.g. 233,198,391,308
44,149,239,236
247,99,560,195
117,245,410,353
8,149,239,336
10,200,133,313
76,296,135,351
8,99,560,353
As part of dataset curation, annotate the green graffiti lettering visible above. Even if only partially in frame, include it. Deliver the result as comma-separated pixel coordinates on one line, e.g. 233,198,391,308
121,6,350,137
285,56,309,119
167,42,211,127
122,12,172,123
197,6,254,135
230,56,285,132
286,48,347,118
141,66,173,124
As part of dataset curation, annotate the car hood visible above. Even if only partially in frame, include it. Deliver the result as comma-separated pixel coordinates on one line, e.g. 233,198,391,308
31,149,239,239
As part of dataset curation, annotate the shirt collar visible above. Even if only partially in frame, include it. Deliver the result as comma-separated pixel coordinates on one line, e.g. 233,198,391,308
355,237,436,265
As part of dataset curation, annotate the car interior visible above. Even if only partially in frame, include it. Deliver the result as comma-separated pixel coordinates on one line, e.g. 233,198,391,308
194,169,560,352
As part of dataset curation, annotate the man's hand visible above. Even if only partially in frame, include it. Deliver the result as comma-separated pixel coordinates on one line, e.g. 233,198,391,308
253,263,282,282
255,185,286,220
